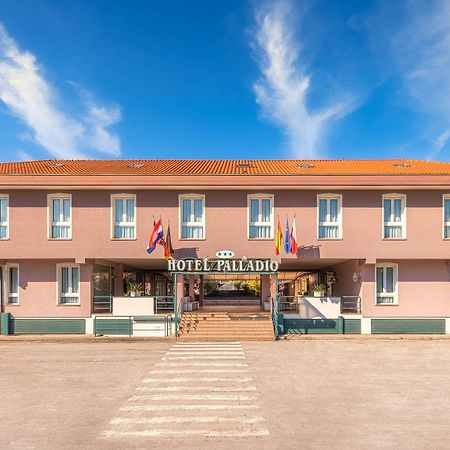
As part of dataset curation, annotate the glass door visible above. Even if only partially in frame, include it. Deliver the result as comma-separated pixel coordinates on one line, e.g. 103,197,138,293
92,264,114,313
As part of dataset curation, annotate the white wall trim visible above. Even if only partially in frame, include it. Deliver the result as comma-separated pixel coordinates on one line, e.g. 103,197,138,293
47,193,72,240
4,263,19,305
110,193,137,240
361,317,371,334
56,262,81,305
0,193,9,240
178,193,206,240
316,193,343,240
375,262,399,305
247,193,274,240
382,193,407,239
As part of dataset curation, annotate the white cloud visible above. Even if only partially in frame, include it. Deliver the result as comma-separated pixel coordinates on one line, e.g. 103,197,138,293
252,1,354,158
15,149,33,161
367,0,450,156
0,24,121,159
390,0,450,115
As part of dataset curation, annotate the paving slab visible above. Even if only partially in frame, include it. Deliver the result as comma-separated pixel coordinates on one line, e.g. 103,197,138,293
1,339,450,449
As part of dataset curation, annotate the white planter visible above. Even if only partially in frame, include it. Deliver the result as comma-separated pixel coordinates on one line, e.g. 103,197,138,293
263,301,270,311
130,292,136,298
313,291,324,298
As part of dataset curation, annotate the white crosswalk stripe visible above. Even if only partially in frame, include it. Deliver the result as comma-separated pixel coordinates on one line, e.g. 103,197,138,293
143,376,254,383
110,416,264,425
155,362,249,367
129,394,257,401
135,385,257,392
146,369,249,374
103,342,269,441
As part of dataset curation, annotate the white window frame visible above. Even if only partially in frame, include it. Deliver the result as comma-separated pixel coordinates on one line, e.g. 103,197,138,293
48,193,72,240
56,263,81,305
0,194,9,240
317,194,343,240
179,194,206,240
4,263,19,305
382,194,406,239
111,194,137,240
375,263,398,305
247,194,274,240
443,195,450,239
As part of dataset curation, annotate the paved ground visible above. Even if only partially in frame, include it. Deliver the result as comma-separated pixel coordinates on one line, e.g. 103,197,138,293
1,338,450,449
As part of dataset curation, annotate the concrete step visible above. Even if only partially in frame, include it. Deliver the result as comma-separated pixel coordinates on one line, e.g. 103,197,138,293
179,330,274,335
181,318,272,323
179,311,274,341
180,328,273,333
179,336,274,341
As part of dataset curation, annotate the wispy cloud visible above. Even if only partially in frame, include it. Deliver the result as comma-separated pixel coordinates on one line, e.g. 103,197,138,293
0,24,121,160
251,1,354,158
390,0,450,115
366,0,450,157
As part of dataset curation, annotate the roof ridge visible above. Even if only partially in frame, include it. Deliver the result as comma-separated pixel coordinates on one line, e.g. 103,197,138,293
2,157,448,163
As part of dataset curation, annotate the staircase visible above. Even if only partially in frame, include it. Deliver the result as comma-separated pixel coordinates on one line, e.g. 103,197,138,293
178,311,275,341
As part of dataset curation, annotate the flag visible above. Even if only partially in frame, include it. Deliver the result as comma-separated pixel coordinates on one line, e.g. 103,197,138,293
147,218,164,254
290,216,298,254
275,217,283,255
284,217,291,254
164,223,174,260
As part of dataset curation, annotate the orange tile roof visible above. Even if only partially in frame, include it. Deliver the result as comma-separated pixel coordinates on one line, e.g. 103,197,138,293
0,159,450,176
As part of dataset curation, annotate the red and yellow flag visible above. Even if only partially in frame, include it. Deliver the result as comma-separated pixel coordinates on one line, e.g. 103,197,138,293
275,217,283,255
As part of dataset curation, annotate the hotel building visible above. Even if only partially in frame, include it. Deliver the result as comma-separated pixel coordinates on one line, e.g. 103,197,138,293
1,158,450,337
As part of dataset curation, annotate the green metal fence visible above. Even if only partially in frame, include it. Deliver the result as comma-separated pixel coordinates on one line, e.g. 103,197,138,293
371,318,445,334
93,315,173,337
11,318,86,334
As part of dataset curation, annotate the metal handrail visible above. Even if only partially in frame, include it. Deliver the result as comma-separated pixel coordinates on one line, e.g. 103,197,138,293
92,295,113,313
175,296,183,338
271,297,279,340
340,296,361,314
278,295,299,311
154,295,175,314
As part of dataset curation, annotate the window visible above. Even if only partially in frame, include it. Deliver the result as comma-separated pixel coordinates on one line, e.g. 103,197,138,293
383,194,406,239
6,264,19,304
112,194,136,239
49,194,71,239
58,264,80,304
444,195,450,239
180,194,205,239
376,263,398,305
317,194,342,239
248,195,273,239
0,195,8,239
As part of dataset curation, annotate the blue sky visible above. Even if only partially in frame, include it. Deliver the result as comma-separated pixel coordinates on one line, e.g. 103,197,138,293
0,0,449,161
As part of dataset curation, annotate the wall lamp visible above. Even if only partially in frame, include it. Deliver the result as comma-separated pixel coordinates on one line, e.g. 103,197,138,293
352,272,362,283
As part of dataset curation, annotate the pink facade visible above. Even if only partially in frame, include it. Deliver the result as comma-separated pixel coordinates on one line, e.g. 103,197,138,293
1,162,450,319
1,189,449,261
3,260,92,318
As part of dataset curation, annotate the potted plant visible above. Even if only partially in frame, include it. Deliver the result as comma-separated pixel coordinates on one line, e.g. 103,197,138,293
313,282,326,298
127,281,143,297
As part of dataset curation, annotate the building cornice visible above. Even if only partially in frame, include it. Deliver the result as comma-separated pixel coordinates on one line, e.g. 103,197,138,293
1,174,450,189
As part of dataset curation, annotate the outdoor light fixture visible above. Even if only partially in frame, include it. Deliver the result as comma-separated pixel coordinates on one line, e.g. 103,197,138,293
352,272,361,282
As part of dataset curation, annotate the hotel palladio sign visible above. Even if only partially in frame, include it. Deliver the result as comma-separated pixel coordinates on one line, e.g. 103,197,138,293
168,255,279,274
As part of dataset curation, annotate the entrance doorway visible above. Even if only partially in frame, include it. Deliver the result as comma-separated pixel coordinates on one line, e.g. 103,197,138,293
92,263,115,313
203,273,261,308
